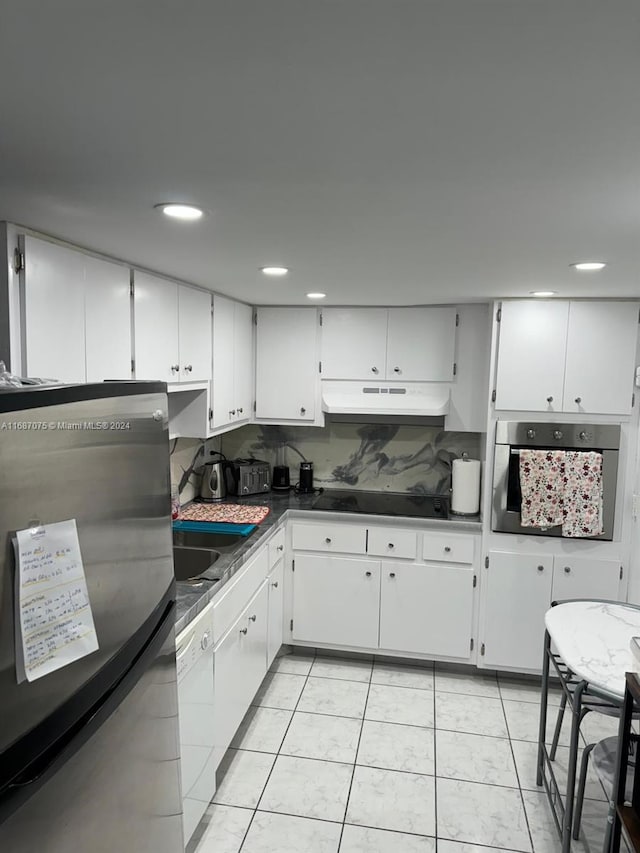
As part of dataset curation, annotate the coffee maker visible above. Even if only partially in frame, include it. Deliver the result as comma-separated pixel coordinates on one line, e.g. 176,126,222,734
297,461,314,494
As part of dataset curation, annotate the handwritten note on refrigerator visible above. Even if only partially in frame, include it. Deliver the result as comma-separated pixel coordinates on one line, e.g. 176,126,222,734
14,519,99,682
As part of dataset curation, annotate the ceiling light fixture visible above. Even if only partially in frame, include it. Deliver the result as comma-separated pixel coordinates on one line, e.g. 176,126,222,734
261,266,289,276
306,292,326,300
155,203,204,220
530,291,557,297
570,261,606,271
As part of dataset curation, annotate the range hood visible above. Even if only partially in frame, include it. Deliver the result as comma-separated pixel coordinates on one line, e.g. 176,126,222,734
321,380,450,421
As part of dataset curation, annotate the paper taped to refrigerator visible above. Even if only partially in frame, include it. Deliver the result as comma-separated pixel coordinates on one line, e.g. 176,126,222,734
14,519,99,682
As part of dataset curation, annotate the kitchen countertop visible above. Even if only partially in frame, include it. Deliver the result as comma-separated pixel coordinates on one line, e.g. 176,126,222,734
175,490,482,634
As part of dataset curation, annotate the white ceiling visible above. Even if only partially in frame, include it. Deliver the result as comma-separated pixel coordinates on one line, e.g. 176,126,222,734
0,1,639,305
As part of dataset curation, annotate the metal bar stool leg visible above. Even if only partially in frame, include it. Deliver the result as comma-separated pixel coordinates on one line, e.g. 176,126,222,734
573,741,596,840
550,692,567,761
562,680,586,853
537,630,552,786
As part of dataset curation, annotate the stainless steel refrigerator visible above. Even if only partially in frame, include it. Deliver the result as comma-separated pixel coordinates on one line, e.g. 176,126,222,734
0,382,183,852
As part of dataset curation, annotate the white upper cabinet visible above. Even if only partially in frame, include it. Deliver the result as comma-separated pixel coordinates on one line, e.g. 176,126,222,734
320,306,457,382
211,296,253,431
133,271,211,384
321,308,387,379
22,235,130,384
386,307,456,381
563,301,639,415
494,300,639,415
255,307,319,421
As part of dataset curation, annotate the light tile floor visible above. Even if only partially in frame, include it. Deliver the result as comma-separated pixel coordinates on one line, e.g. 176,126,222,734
191,652,615,853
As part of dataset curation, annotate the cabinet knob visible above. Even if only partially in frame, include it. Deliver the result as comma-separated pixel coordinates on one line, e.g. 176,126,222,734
249,614,257,622
277,545,284,551
325,537,332,544
564,566,571,574
229,409,236,416
389,572,396,578
393,367,400,373
365,571,372,577
238,407,243,414
546,396,553,403
184,364,193,372
171,364,180,373
537,565,544,572
444,546,451,553
371,366,379,374
575,397,582,405
271,581,279,588
240,627,248,635
388,543,394,549
300,407,306,415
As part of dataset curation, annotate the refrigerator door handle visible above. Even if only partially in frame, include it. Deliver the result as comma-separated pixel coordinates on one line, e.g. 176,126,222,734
0,602,176,825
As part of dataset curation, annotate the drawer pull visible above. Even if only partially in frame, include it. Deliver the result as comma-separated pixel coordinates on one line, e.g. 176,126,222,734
249,615,257,622
240,627,248,635
277,545,284,551
389,572,396,578
271,581,279,588
537,565,544,573
325,537,332,544
444,546,451,553
365,571,372,577
388,543,394,549
564,566,571,574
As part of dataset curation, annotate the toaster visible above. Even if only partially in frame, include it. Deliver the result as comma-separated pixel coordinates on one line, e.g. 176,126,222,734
225,459,271,496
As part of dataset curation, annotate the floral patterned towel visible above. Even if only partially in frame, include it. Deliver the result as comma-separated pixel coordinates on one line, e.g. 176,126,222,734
562,451,603,538
178,503,270,525
519,450,565,528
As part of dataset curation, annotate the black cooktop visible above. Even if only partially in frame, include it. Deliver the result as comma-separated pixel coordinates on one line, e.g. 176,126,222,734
312,489,450,519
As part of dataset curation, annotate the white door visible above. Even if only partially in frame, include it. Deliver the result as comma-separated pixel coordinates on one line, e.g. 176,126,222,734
255,308,318,421
551,557,622,603
494,301,569,412
133,272,179,383
23,236,86,383
266,560,284,668
379,562,474,658
84,255,131,382
320,308,388,380
563,301,639,415
211,295,236,428
480,551,553,671
292,554,380,648
178,285,212,382
386,307,456,381
233,301,254,422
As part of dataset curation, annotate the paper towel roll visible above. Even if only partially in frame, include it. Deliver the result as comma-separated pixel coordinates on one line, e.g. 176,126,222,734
451,457,481,515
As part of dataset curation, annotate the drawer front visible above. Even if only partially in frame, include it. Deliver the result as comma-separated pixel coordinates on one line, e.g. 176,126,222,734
268,527,286,570
212,547,269,644
367,527,417,560
422,532,475,564
292,522,367,555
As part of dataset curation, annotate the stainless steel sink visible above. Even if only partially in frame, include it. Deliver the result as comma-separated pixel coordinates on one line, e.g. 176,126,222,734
172,530,246,550
173,546,220,581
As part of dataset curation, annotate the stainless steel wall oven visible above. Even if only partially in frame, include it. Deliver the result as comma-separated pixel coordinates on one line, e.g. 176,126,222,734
492,421,620,540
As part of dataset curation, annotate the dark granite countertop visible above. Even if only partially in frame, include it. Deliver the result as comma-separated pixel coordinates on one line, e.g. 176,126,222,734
175,490,482,634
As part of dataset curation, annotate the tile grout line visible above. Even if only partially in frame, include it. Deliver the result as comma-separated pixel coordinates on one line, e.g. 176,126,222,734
499,677,536,853
432,662,439,852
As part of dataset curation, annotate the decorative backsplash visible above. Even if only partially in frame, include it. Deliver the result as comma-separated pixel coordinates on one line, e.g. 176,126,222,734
221,423,482,495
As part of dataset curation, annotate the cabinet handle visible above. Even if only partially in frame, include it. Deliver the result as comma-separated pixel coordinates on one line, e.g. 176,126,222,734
229,409,236,416
171,364,180,373
564,566,571,574
546,396,553,403
325,537,332,544
277,545,284,551
575,397,582,405
300,407,306,415
239,627,248,635
365,571,372,577
249,614,257,623
389,572,396,578
271,581,279,588
238,407,243,414
537,565,544,573
444,546,451,553
371,366,379,374
393,367,400,373
388,543,394,549
184,364,193,372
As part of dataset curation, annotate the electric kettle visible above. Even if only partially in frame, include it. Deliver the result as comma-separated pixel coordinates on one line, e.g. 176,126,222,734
199,461,227,502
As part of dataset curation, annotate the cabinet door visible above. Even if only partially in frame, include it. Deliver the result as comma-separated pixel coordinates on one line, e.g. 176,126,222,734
266,560,284,668
551,557,622,603
211,295,236,428
292,554,380,648
233,301,254,421
255,308,318,420
563,302,638,415
84,255,131,382
243,582,269,706
178,286,212,382
23,236,86,383
481,551,553,671
133,272,179,383
379,562,474,658
320,308,388,380
386,307,456,381
494,301,568,412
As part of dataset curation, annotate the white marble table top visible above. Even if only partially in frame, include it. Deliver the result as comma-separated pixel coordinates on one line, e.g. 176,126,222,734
545,601,640,700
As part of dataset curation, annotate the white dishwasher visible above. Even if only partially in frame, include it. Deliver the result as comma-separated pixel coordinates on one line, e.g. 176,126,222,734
176,601,216,845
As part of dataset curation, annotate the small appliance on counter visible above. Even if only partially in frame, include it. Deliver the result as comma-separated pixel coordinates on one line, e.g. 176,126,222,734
297,461,315,494
225,459,271,496
450,453,481,516
272,465,291,491
199,459,229,502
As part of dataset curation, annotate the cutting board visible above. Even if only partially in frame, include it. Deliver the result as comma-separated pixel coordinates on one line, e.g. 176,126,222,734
178,502,271,526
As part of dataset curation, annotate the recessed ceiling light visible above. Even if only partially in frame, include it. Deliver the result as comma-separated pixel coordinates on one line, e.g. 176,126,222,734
155,203,204,220
530,291,558,297
260,266,289,276
570,261,607,271
307,292,326,300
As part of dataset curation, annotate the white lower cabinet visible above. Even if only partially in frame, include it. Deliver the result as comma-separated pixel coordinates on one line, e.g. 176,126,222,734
266,559,284,668
292,554,381,648
379,562,474,658
480,550,623,672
